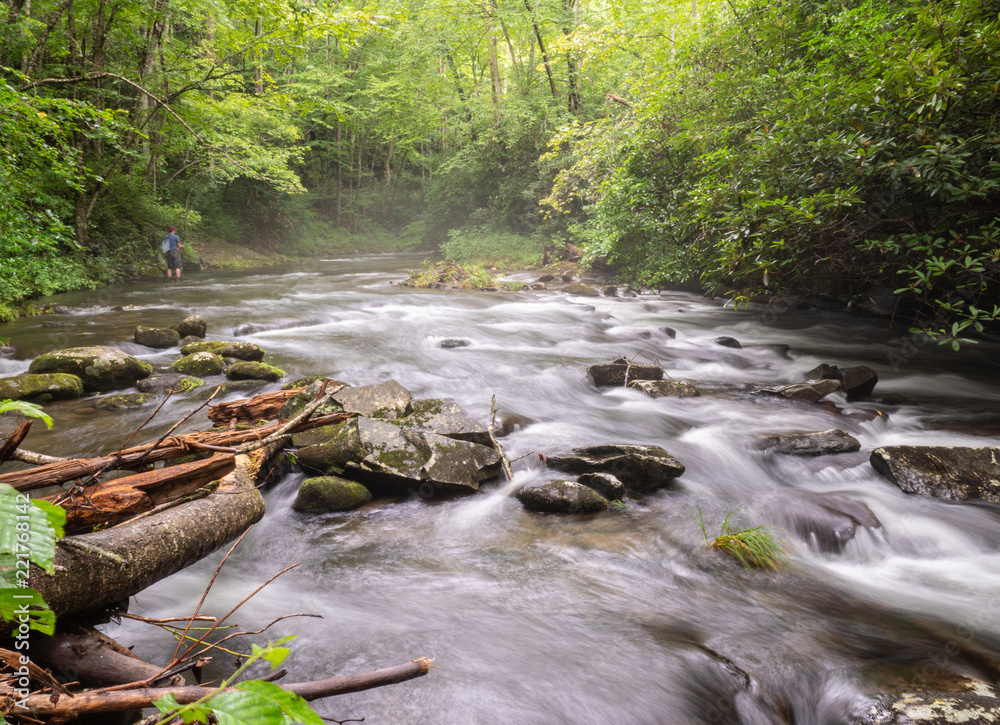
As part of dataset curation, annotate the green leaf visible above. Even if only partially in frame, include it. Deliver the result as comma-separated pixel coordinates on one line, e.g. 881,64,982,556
252,641,291,669
205,688,285,725
0,484,64,573
236,680,325,725
0,587,57,635
0,400,53,429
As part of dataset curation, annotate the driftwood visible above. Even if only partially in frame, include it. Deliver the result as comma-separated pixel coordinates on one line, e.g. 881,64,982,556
0,447,271,638
0,412,351,493
0,420,32,465
207,388,303,425
21,658,433,718
43,455,237,532
29,626,185,688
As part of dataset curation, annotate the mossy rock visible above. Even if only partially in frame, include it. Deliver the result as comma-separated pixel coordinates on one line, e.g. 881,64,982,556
180,340,265,362
173,315,207,338
134,326,180,349
195,379,269,399
28,346,152,393
290,421,349,448
0,373,84,402
226,361,285,382
292,476,372,513
283,376,336,391
171,352,225,377
279,380,346,418
94,392,158,410
516,480,609,513
137,375,205,395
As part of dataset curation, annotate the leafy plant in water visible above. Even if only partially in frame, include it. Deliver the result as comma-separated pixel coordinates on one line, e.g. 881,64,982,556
0,400,54,429
697,507,786,570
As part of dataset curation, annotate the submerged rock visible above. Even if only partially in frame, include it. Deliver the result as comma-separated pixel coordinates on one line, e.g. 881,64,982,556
588,357,664,387
333,380,412,420
0,373,84,402
196,379,269,399
137,375,205,394
855,681,1000,725
546,444,685,493
516,480,609,514
440,338,471,349
28,346,152,393
767,494,880,553
173,315,207,338
760,379,841,403
757,429,861,456
180,340,265,362
562,282,599,296
714,336,742,349
134,326,180,349
94,392,158,410
172,352,225,377
226,361,285,382
870,446,1000,503
292,476,372,513
577,472,626,501
628,379,701,398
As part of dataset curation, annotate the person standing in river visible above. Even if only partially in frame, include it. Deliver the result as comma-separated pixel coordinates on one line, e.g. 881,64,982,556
163,225,183,280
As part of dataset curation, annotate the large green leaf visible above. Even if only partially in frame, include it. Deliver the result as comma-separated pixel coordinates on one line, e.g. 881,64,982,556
0,586,56,635
236,680,325,725
0,483,64,574
205,688,286,725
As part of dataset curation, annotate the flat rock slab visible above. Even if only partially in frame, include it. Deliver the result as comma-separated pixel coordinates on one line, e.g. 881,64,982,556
588,357,664,387
759,379,841,403
546,444,685,493
757,429,860,456
870,446,1000,503
628,380,700,398
516,480,609,514
391,397,491,446
856,685,1000,724
333,380,413,420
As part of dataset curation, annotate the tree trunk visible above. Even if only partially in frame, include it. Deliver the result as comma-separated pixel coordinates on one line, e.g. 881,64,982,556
563,0,579,113
253,15,263,93
524,0,557,101
7,448,270,637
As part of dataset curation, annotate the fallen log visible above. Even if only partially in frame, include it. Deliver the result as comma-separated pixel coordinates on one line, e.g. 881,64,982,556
0,420,32,465
207,388,303,425
21,657,433,718
30,626,185,688
0,412,351,493
44,454,236,532
2,448,270,637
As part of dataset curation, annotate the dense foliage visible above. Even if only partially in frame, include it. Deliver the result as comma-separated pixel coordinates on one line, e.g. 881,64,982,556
2,0,998,338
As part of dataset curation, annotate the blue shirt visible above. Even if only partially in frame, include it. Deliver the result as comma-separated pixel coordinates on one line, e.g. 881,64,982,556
165,233,180,251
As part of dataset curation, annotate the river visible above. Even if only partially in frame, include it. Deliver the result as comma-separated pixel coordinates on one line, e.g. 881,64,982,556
3,254,1000,724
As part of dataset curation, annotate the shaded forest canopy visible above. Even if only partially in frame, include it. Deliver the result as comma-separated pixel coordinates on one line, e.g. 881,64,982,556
1,0,999,342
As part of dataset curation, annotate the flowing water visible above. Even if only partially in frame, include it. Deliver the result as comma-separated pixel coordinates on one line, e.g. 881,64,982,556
4,254,1000,724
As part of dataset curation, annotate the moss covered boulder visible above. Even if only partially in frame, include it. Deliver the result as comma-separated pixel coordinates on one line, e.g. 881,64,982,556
172,352,225,377
226,361,284,382
292,476,372,513
279,379,347,418
180,340,265,362
28,346,152,393
173,315,207,338
95,392,158,411
134,326,180,349
332,380,412,420
0,373,84,402
137,375,205,395
391,398,491,446
516,480,609,514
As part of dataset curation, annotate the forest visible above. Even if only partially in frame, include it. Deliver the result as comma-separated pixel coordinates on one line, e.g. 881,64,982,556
2,0,1000,343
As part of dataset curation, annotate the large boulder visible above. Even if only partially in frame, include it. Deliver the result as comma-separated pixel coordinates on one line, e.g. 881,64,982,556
279,379,347,419
546,444,685,493
628,380,700,398
171,352,225,377
516,480,609,513
298,417,500,496
134,326,180,349
759,379,840,403
855,682,1000,725
391,398,491,446
0,373,84,402
180,340,265,362
839,365,878,400
588,357,664,387
870,446,1000,503
226,361,285,382
333,380,413,420
757,429,861,456
28,346,152,393
173,315,207,338
292,476,372,513
137,375,204,395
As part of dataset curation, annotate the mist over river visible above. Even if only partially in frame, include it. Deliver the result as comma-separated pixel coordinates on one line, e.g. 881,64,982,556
4,254,1000,724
